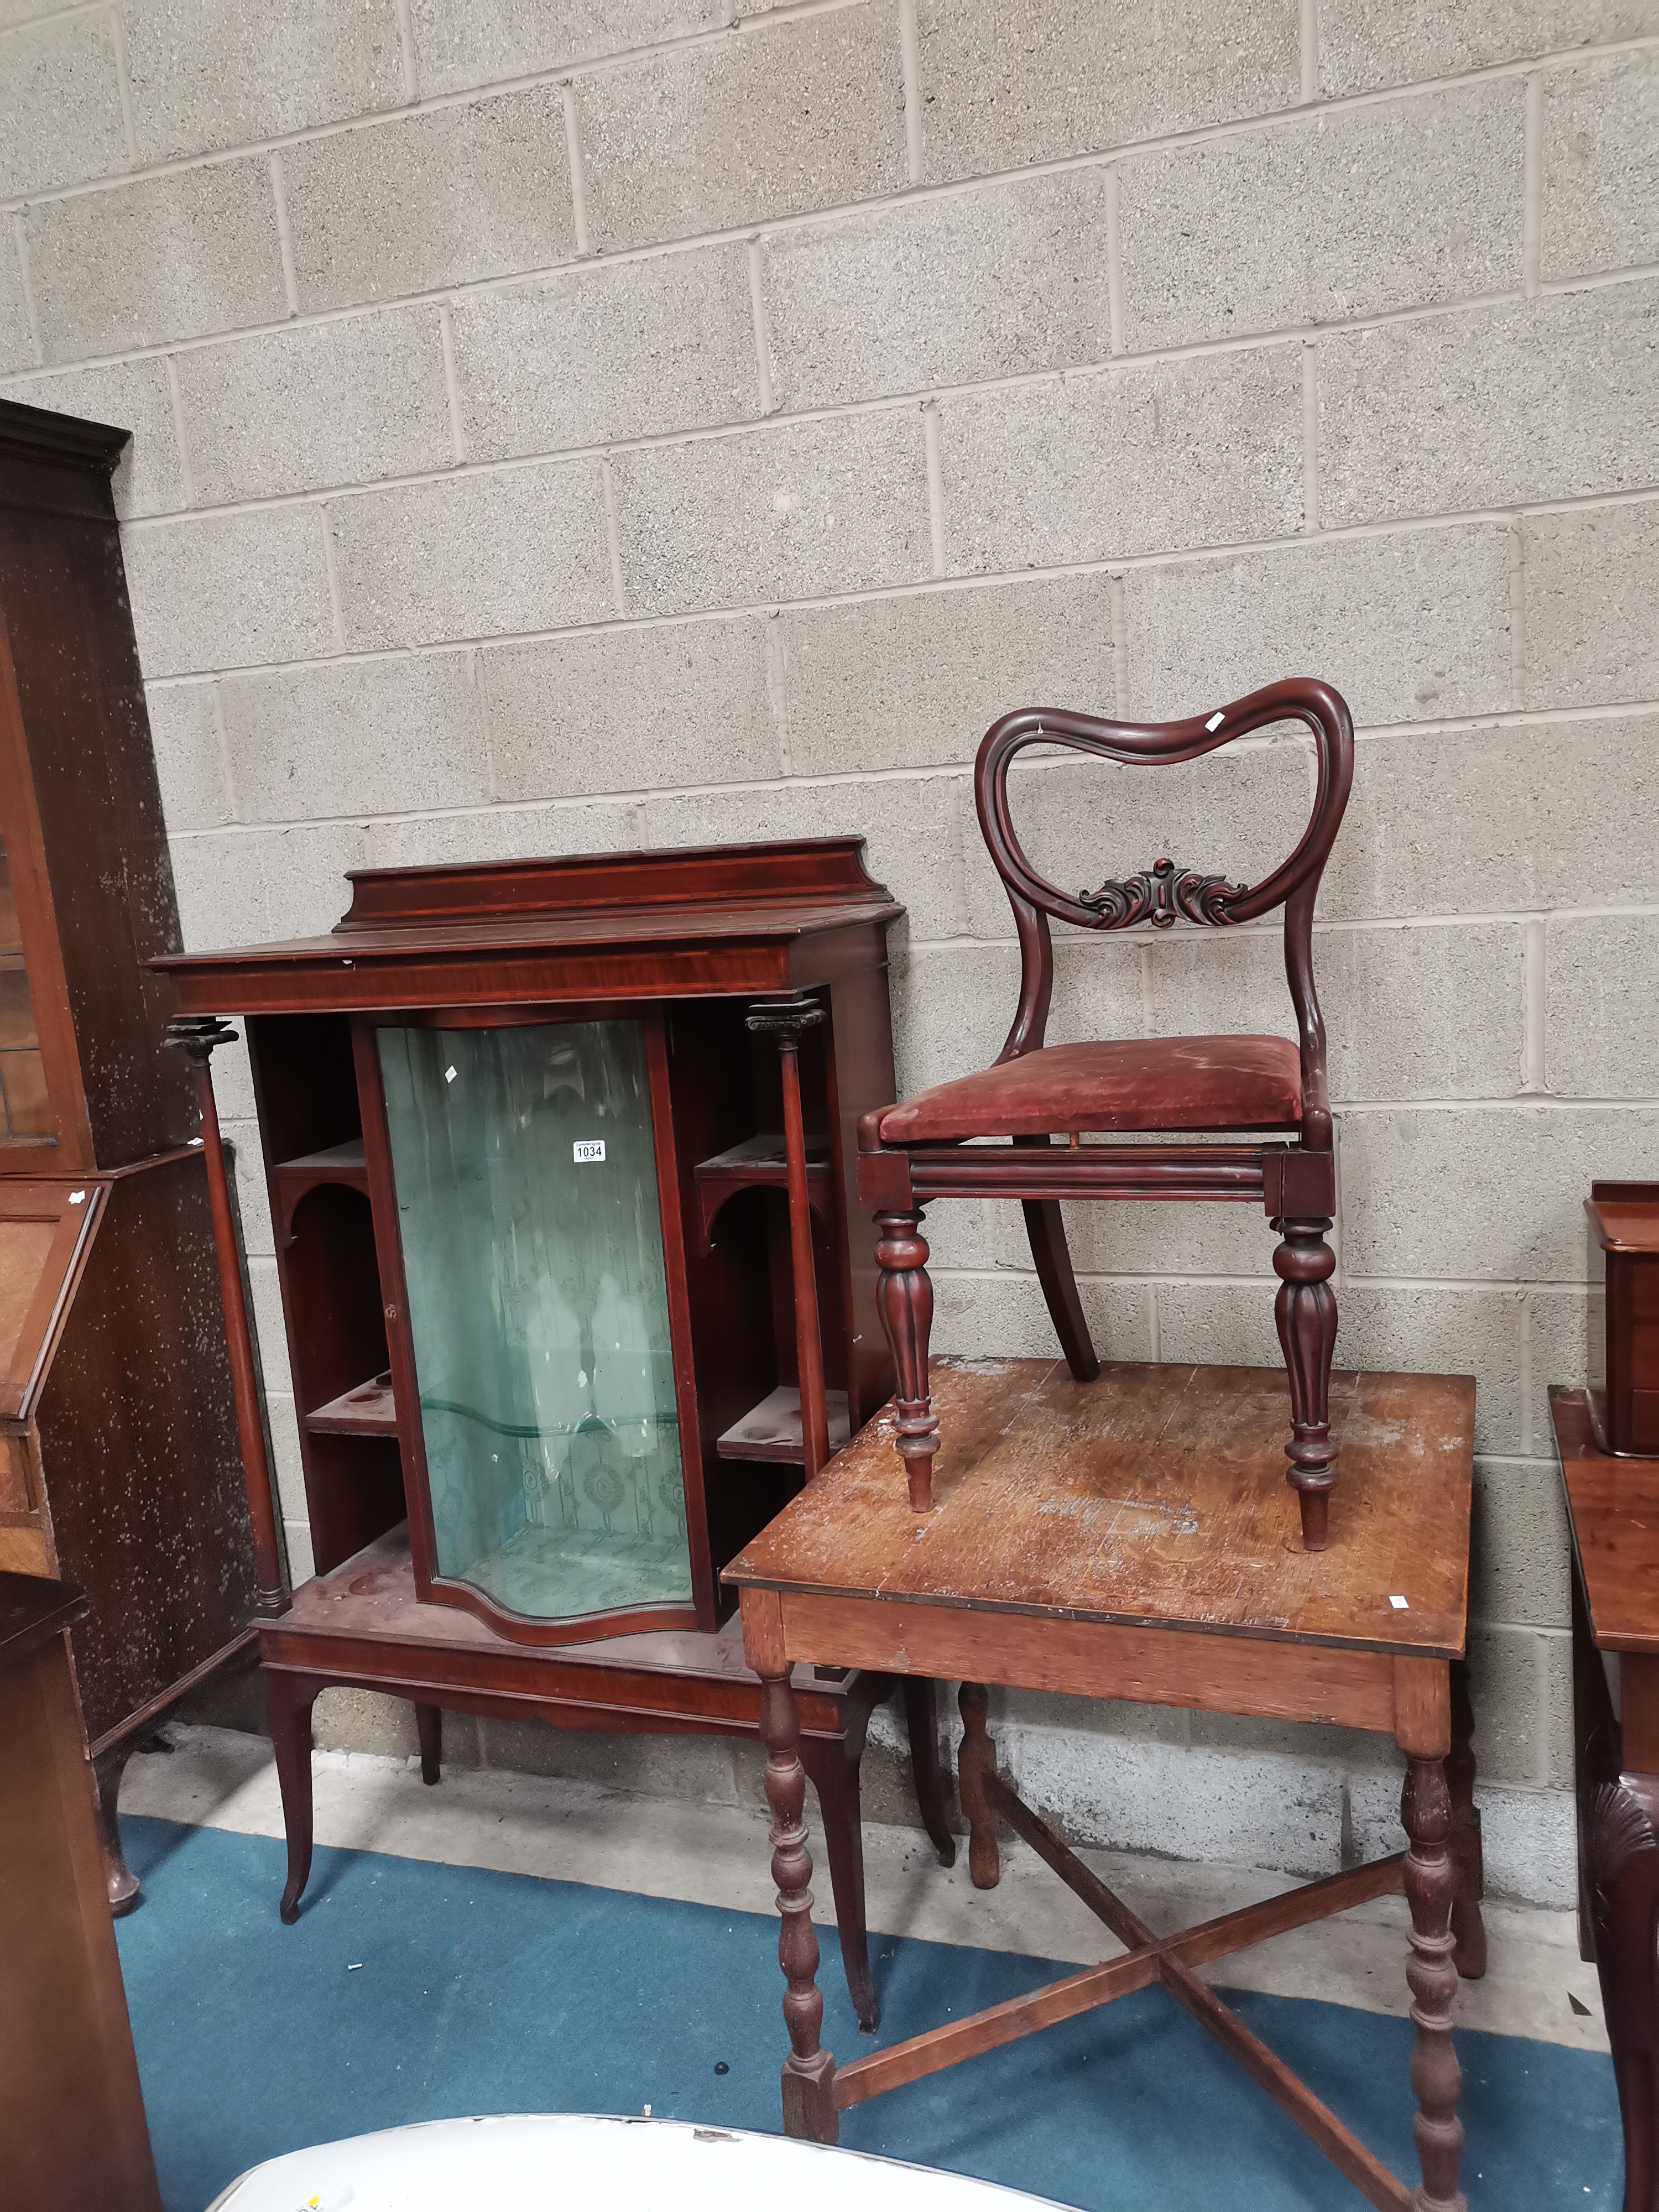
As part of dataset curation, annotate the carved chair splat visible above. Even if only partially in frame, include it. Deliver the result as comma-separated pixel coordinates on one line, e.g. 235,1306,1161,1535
857,676,1355,1549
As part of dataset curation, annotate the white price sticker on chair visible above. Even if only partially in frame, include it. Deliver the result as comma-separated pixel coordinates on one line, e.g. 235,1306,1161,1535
573,1140,606,1163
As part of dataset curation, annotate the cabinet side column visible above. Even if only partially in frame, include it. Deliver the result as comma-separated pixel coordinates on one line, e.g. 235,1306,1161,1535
166,1018,285,1616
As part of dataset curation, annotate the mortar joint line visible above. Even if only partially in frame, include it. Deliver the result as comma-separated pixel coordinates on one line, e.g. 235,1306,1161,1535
392,0,419,105
437,303,467,465
107,2,138,168
268,153,300,318
208,677,239,821
317,505,346,651
1522,72,1545,298
163,353,196,505
745,238,776,415
1507,514,1528,710
921,400,947,577
898,0,925,185
1522,916,1548,1094
1301,341,1318,532
561,82,593,258
1107,570,1129,716
1299,0,1319,104
9,214,44,368
599,455,627,618
1104,163,1124,356
752,607,789,782
8,23,1659,229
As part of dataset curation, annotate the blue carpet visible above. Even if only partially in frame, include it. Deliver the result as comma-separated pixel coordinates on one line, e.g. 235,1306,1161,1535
116,1814,1623,2212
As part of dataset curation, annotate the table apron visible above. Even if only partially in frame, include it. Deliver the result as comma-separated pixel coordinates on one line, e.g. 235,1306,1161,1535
773,1592,1408,1737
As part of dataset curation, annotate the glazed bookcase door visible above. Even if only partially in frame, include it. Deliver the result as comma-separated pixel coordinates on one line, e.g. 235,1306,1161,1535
362,1009,709,1641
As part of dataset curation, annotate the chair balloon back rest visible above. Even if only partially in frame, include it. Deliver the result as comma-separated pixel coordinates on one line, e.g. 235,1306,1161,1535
973,676,1354,1150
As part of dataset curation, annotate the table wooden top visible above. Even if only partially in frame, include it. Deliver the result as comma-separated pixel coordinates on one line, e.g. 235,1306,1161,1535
726,1360,1474,1658
1552,1388,1659,1653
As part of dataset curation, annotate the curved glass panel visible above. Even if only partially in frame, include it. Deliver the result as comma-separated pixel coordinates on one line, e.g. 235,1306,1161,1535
378,1019,691,1624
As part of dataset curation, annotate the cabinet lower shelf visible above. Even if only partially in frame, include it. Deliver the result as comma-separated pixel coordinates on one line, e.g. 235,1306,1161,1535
305,1373,396,1436
716,1385,851,1466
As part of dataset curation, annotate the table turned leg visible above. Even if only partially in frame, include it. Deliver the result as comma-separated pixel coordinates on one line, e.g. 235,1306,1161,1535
1447,1660,1486,1980
1402,1754,1467,2212
958,1682,1000,1890
266,1671,321,1926
761,1670,838,2141
874,1208,939,1512
1584,1770,1659,2212
800,1733,879,2035
902,1676,958,1868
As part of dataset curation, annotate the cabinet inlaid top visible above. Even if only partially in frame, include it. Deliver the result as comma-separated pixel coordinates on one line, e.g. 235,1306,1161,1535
725,1360,1474,1658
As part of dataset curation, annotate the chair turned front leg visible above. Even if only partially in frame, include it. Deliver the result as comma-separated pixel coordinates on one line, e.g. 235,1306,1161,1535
761,1671,838,2142
1273,1214,1338,1550
874,1208,940,1512
1402,1754,1468,2212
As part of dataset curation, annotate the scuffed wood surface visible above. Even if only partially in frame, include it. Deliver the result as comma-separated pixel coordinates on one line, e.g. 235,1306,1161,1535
726,1359,1473,1658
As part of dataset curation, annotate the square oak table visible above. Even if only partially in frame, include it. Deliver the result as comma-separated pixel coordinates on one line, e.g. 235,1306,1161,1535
1551,1387,1659,2210
725,1358,1484,2212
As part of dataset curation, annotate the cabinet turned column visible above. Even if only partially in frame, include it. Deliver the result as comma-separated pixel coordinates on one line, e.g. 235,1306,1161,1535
760,1668,838,2141
1401,1753,1467,2212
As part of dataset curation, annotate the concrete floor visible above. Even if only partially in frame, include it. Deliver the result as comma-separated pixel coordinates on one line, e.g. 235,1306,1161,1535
124,1724,1606,2057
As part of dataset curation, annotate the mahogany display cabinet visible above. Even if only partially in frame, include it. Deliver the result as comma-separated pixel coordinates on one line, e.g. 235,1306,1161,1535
0,397,261,1910
156,840,954,2024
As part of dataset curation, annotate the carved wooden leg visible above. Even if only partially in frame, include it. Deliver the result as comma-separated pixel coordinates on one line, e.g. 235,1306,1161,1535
1447,1661,1486,1980
902,1676,958,1867
1585,1771,1659,2212
957,1681,1000,1890
1402,1754,1467,2212
92,1739,141,1916
415,1700,442,1786
761,1670,837,2141
874,1208,939,1512
266,1670,320,1926
1273,1214,1338,1551
801,1734,878,2034
1021,1196,1099,1384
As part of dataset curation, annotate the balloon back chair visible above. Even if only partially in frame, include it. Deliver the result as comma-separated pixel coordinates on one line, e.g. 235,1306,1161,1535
855,677,1355,1551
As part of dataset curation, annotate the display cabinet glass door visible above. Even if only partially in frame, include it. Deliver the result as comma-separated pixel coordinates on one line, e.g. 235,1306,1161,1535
377,1018,691,1627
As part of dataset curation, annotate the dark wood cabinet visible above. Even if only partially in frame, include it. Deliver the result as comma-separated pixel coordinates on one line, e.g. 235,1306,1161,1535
157,841,954,2021
0,1572,161,2212
1586,1180,1659,1457
0,398,260,1907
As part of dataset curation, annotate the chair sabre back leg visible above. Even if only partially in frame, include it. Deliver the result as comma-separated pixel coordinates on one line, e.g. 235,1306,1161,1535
1273,1215,1338,1550
1021,1198,1100,1381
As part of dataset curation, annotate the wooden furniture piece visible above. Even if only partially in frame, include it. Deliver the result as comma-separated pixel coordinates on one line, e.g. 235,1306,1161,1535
1552,1387,1659,2211
155,840,957,2026
0,1570,161,2212
0,396,265,1911
728,1356,1484,2212
855,677,1354,1551
1585,1183,1659,1457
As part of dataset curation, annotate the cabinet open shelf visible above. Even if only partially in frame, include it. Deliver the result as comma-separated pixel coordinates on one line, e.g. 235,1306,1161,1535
273,1139,369,1240
692,1133,831,1253
305,1372,397,1437
717,1384,852,1466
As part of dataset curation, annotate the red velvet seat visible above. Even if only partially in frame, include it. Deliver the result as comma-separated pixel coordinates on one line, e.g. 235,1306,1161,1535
877,1035,1302,1142
855,677,1356,1551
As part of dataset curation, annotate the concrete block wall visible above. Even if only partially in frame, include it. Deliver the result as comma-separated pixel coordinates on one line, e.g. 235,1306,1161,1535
5,0,1656,1898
